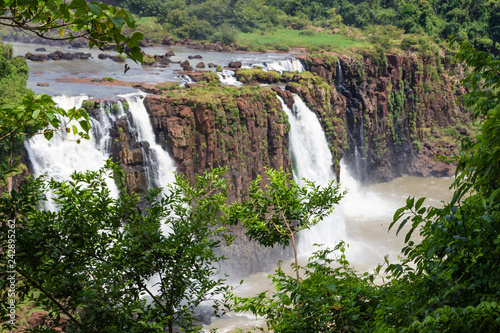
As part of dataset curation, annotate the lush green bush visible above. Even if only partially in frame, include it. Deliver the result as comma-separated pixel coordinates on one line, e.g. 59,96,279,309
299,30,314,36
122,101,129,111
142,54,156,66
0,43,34,168
81,100,95,111
272,43,290,52
0,164,235,332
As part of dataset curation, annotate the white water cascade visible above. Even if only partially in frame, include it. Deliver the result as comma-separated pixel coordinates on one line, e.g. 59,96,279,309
24,95,120,209
244,58,305,73
279,95,347,256
218,58,305,86
121,94,176,191
217,69,243,86
179,74,194,87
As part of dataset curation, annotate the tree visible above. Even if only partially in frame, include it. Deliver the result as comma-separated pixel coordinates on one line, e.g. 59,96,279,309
0,163,234,332
226,168,344,318
0,0,143,61
384,38,500,331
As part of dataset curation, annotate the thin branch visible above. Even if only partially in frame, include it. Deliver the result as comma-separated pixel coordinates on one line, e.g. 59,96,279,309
17,268,84,330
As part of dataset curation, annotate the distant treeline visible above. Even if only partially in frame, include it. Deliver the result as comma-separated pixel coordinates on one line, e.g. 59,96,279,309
116,0,500,55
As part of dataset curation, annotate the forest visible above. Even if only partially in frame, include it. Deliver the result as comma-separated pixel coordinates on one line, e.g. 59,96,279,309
0,0,499,332
117,0,500,56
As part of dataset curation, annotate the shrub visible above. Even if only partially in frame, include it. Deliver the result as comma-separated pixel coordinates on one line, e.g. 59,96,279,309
81,100,95,111
142,54,156,66
412,140,422,152
299,30,314,36
254,45,267,53
122,101,129,111
273,43,290,52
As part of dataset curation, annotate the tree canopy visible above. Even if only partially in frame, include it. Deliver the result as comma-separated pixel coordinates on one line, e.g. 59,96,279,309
0,0,144,61
118,0,500,56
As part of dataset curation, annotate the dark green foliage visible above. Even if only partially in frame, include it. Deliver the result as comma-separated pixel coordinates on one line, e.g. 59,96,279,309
0,43,31,169
0,163,234,332
1,0,144,62
0,44,30,107
119,0,499,55
384,40,500,332
226,168,343,248
233,243,381,333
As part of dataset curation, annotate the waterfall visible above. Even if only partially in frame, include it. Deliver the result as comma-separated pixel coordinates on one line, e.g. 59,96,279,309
117,94,178,294
244,58,304,73
217,69,243,86
24,95,120,209
218,58,304,86
335,59,349,95
179,74,194,87
25,94,177,210
279,94,395,266
279,95,346,256
120,94,176,191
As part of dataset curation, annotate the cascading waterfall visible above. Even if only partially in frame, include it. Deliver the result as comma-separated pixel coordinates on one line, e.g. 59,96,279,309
119,94,178,294
336,59,348,95
120,94,176,191
92,101,120,152
217,69,243,86
218,58,305,86
279,94,347,256
280,94,399,268
179,74,194,86
25,95,121,210
245,58,305,73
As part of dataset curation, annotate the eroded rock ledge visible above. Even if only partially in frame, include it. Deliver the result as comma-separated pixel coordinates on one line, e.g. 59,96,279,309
144,86,291,202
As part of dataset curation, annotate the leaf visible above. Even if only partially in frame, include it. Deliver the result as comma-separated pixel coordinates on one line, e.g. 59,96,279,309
32,109,41,120
427,245,436,259
415,197,425,211
88,3,102,15
69,0,87,9
79,120,90,133
111,16,125,28
44,131,54,140
128,46,143,63
396,216,410,236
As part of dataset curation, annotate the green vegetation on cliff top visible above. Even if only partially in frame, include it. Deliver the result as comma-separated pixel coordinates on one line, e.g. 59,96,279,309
236,29,367,50
116,0,500,56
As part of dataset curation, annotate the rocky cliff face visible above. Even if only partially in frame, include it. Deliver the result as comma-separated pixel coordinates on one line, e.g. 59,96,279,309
143,85,291,202
297,51,470,183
